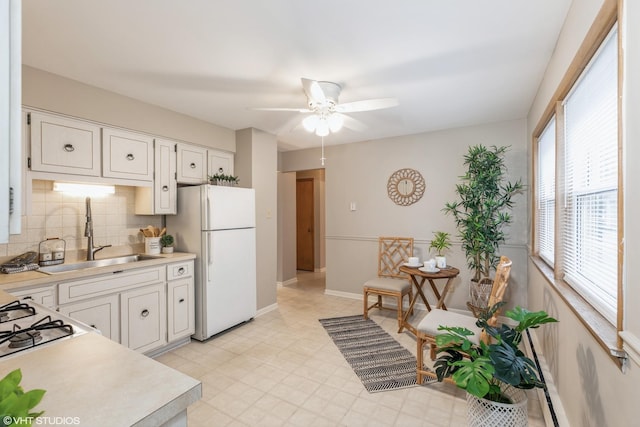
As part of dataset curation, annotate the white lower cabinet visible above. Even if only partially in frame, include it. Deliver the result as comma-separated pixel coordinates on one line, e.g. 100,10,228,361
121,283,167,353
9,285,56,308
167,278,195,342
52,260,194,354
58,294,119,342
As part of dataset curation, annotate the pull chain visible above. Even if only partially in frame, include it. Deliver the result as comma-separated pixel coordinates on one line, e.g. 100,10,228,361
321,136,326,166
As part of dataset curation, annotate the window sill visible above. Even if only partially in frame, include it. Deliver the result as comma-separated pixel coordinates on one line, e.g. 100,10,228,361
530,256,626,370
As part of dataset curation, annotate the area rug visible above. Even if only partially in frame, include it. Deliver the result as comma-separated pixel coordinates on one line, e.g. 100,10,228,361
319,315,435,393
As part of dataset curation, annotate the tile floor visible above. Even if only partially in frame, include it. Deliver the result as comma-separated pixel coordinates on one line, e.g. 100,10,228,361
155,271,546,426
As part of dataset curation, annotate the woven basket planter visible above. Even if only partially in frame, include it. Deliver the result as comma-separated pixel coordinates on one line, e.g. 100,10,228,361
466,385,528,427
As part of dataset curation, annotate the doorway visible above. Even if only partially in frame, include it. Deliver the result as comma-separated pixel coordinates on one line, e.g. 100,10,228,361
296,178,314,271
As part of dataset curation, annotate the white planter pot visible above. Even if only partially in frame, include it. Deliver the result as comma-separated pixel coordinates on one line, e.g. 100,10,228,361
435,256,447,269
161,247,174,254
466,386,528,427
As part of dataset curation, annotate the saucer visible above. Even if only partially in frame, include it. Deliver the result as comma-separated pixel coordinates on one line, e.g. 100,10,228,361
419,267,440,273
403,262,422,268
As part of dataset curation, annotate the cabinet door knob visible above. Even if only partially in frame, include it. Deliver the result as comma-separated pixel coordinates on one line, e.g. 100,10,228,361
126,153,135,161
63,144,75,152
162,185,169,192
178,298,185,303
141,309,150,318
190,162,196,169
178,267,185,275
90,324,97,328
218,167,224,173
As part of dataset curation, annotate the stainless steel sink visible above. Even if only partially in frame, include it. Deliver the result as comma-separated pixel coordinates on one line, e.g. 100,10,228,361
39,254,163,275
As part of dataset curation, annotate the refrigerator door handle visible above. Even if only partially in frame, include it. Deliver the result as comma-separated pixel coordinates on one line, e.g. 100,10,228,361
207,232,212,266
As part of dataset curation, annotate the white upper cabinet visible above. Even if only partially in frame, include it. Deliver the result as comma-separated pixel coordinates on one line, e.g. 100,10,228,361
208,149,234,177
29,111,101,177
102,127,153,182
176,143,208,184
135,138,177,215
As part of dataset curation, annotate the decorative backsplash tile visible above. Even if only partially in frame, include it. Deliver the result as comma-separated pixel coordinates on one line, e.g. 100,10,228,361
0,180,162,257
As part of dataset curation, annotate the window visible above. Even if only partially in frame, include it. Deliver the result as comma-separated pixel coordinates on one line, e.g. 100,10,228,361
534,25,619,326
536,117,555,266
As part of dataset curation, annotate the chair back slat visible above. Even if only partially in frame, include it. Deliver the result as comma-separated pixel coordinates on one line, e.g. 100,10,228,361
480,255,512,343
378,237,414,279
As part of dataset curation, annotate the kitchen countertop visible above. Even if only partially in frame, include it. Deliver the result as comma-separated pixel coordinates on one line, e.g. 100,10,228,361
0,331,201,426
0,252,196,293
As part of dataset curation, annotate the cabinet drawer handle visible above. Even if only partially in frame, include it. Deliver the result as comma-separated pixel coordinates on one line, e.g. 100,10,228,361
162,185,169,192
90,324,97,329
190,162,196,169
126,153,135,161
141,309,150,318
177,267,185,275
23,296,33,300
179,298,185,303
63,144,75,152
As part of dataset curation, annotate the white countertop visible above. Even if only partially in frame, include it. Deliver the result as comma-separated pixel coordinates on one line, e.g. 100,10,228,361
0,332,201,426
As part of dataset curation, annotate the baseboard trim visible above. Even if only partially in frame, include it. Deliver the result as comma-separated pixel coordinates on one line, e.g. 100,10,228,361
256,302,278,317
277,277,298,288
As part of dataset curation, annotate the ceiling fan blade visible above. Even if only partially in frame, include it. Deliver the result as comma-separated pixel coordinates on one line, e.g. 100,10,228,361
250,107,313,113
341,114,367,132
301,78,326,104
335,98,398,113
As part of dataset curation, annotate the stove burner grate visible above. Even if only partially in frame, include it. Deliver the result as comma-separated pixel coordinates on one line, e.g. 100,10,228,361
8,330,42,348
0,315,75,354
0,300,37,323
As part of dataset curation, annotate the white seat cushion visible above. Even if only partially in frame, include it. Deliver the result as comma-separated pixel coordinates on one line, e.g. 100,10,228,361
363,278,411,293
417,309,481,345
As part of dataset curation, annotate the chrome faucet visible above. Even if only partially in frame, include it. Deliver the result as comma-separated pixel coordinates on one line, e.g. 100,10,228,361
85,197,111,261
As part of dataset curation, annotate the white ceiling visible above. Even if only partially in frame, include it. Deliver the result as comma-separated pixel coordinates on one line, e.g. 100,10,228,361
21,0,572,151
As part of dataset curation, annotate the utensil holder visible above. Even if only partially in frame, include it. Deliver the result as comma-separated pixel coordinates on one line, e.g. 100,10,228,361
145,237,161,255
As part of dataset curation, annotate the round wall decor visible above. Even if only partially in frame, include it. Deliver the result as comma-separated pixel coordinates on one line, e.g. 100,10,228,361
387,168,426,206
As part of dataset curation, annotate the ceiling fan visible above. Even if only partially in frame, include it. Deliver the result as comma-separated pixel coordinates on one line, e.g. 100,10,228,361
255,78,398,136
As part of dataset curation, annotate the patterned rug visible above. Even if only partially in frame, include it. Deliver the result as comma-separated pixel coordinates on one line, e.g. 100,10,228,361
319,315,434,393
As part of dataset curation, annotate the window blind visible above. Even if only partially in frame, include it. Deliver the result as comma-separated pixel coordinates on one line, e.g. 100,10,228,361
562,27,618,324
536,118,556,265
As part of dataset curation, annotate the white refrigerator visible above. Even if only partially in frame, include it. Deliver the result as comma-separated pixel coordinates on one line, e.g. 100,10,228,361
167,184,256,341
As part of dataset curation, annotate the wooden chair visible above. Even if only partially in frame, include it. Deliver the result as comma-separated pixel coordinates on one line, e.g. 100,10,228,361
363,237,414,332
416,255,512,384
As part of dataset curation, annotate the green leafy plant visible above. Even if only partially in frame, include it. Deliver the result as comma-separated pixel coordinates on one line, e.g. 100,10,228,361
434,303,557,403
208,173,239,186
429,231,451,256
0,369,45,427
444,145,523,281
160,234,174,248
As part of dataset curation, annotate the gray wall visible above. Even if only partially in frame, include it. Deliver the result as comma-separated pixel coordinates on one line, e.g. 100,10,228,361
277,171,297,285
282,119,529,310
236,128,278,311
23,66,235,151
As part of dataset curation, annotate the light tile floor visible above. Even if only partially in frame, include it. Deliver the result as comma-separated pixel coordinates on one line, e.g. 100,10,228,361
155,271,546,426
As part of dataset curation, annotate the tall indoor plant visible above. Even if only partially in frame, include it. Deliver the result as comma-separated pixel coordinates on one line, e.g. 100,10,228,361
434,303,557,426
444,145,522,282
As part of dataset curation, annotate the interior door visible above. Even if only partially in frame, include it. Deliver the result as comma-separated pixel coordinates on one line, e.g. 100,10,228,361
296,178,314,271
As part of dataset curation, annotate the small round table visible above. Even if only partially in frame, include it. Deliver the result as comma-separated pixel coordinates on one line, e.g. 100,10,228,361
398,264,460,335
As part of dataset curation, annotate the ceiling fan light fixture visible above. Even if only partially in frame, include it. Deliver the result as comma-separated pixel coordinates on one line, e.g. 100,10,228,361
302,115,319,132
315,119,329,137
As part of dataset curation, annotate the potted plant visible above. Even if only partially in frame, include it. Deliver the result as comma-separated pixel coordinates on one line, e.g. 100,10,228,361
208,173,239,186
160,234,174,254
0,369,46,426
429,231,451,269
434,303,557,426
444,145,522,309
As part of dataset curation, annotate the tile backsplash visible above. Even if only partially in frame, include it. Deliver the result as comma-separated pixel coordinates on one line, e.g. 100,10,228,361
0,180,162,258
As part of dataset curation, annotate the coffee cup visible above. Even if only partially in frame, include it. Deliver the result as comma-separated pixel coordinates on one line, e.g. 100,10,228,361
408,257,420,266
424,259,437,270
